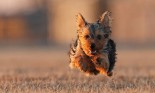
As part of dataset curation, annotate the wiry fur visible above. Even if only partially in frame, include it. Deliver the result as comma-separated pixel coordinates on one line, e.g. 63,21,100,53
69,11,116,76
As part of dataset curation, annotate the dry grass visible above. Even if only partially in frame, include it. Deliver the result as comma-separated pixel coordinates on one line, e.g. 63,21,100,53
0,47,154,93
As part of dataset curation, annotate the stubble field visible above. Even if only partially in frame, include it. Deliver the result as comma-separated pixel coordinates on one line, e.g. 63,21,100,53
0,47,154,93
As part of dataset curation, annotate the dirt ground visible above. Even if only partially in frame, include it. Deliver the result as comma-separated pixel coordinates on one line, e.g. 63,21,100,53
0,46,154,93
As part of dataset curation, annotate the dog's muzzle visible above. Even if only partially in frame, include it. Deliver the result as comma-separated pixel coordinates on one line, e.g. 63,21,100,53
89,50,97,55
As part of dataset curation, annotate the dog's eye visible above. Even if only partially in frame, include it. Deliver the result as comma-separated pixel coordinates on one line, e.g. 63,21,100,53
97,35,102,40
104,34,109,38
85,35,90,39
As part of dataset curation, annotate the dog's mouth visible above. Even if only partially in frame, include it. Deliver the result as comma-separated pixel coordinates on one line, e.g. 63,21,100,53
89,50,97,55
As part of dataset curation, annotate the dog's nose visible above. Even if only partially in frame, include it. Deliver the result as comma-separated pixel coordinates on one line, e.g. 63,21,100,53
90,43,95,50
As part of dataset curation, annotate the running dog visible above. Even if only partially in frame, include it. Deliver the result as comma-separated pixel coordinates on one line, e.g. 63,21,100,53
69,11,116,76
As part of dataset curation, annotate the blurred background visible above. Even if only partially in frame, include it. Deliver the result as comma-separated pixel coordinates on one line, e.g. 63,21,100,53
0,0,155,46
0,0,154,76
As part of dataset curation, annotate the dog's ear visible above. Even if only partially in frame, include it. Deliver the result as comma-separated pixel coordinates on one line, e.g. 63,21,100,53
76,13,87,29
98,11,112,27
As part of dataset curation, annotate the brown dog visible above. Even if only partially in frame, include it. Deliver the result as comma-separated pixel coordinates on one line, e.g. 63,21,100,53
69,11,116,76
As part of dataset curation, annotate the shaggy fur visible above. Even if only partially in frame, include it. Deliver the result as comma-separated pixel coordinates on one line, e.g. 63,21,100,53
69,11,116,76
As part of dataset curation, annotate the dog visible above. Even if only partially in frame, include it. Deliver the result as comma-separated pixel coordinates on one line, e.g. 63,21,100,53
69,11,116,76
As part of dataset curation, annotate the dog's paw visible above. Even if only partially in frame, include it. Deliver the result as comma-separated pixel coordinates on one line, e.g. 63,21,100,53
107,71,113,77
96,58,102,65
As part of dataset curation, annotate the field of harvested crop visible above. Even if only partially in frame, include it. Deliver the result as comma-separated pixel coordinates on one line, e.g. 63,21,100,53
0,47,154,93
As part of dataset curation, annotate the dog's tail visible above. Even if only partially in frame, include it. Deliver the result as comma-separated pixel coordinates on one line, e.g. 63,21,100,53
107,39,116,73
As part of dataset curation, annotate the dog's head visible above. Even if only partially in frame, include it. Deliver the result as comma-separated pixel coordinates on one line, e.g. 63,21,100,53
76,11,112,56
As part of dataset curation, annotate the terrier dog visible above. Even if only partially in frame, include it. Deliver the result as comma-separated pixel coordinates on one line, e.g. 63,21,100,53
69,11,116,76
